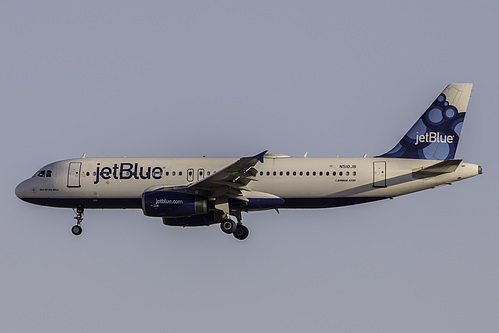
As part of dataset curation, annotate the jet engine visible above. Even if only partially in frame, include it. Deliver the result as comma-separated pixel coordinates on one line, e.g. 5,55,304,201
142,190,207,217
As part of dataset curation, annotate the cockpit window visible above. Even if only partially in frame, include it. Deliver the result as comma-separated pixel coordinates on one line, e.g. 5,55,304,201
34,170,52,178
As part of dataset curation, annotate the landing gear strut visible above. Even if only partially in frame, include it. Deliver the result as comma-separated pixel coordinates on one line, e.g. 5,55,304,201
72,205,84,236
215,198,250,240
232,210,249,240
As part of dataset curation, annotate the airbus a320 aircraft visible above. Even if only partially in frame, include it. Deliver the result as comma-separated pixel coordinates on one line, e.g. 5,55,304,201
16,83,482,240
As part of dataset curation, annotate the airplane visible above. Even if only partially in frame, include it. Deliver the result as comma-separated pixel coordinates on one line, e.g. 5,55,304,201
15,83,482,240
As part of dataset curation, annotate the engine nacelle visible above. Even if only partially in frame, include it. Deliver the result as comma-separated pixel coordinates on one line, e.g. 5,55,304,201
142,190,207,217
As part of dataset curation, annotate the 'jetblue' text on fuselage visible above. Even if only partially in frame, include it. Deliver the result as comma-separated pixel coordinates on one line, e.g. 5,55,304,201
94,163,163,184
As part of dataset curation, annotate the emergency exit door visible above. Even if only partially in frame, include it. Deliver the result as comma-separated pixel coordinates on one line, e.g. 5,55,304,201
197,168,205,181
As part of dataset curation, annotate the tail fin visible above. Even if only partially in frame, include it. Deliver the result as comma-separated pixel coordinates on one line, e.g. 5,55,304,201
376,83,473,160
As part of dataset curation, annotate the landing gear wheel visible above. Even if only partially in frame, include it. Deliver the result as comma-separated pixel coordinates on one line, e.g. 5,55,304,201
233,224,249,240
72,224,82,236
220,219,237,234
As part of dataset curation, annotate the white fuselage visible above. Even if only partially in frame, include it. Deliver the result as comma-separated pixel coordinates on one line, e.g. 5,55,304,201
15,154,481,210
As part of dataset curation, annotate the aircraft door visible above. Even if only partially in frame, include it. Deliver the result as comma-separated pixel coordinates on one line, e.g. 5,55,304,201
373,161,386,187
67,162,82,188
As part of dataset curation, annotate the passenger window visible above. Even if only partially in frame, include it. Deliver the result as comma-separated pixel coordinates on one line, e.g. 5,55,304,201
306,171,310,176
293,171,296,176
280,171,283,176
273,171,276,176
299,171,303,176
165,171,169,176
346,171,350,176
172,171,176,176
319,171,323,176
286,171,290,176
179,171,183,176
353,171,357,176
266,171,270,176
333,171,337,176
313,171,316,176
339,171,343,176
326,171,329,176
207,171,211,176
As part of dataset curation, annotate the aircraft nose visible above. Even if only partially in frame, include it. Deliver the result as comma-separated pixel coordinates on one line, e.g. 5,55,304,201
15,179,31,200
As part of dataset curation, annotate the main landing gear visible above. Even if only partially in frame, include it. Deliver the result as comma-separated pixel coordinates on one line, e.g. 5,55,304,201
72,205,84,236
220,211,249,240
233,224,249,240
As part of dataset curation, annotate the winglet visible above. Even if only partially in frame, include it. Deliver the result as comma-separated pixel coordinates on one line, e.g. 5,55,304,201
253,150,268,163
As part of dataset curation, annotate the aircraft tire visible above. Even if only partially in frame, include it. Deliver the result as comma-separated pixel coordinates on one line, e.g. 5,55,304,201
72,225,82,236
233,224,249,240
220,219,237,234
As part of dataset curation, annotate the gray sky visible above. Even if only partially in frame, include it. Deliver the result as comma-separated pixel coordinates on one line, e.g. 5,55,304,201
1,1,497,332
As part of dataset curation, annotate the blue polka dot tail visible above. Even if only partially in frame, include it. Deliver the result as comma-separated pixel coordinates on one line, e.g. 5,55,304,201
376,83,473,160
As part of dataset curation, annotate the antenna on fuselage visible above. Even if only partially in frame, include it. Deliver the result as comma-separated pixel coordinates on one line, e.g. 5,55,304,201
303,152,308,158
81,153,86,158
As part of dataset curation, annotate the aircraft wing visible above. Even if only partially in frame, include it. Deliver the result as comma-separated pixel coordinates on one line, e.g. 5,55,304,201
184,150,267,201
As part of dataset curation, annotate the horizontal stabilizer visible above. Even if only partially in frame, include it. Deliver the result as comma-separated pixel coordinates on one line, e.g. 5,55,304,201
413,159,462,176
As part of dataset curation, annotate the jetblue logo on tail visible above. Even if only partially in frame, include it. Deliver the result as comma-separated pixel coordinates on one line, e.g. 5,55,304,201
376,83,472,160
415,132,454,145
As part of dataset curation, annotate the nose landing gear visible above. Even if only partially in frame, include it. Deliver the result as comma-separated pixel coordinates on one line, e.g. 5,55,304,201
72,206,84,236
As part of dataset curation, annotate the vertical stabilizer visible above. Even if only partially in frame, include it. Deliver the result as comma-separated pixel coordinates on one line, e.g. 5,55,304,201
376,83,473,160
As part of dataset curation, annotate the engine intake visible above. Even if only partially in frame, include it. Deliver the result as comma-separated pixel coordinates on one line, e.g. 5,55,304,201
142,190,207,217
